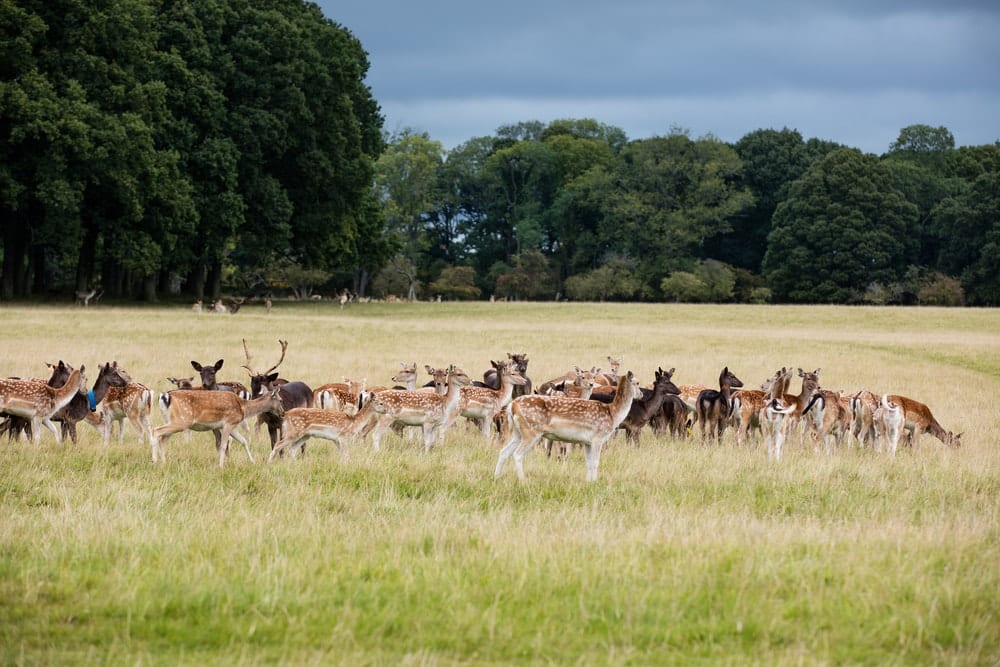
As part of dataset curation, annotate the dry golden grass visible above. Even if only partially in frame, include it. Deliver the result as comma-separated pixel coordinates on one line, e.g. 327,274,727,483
0,301,997,665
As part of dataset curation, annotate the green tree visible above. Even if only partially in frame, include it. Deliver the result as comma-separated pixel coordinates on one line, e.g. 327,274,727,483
762,149,917,303
563,255,643,301
427,265,481,300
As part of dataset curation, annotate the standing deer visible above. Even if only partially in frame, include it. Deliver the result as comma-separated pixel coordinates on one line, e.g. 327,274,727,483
445,359,527,441
695,367,744,443
98,382,154,446
0,365,88,443
495,370,642,482
241,339,313,450
269,392,378,462
365,365,471,451
75,288,102,306
52,362,132,443
618,367,680,446
152,387,284,466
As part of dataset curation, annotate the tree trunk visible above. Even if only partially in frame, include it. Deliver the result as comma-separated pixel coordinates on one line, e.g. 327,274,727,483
142,274,157,302
1,212,28,300
75,221,99,293
207,260,222,300
189,259,206,300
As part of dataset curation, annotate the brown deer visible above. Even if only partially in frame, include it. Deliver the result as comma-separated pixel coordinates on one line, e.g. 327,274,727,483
313,378,367,413
52,362,132,443
733,367,792,447
152,387,284,466
482,352,531,397
241,339,314,450
883,394,961,449
619,367,681,446
0,361,74,441
873,394,906,457
268,392,379,462
495,370,642,482
365,365,471,451
806,388,853,454
0,365,88,443
695,367,744,443
849,390,881,449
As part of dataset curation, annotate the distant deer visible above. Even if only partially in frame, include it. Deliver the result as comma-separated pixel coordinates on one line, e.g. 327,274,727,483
75,288,102,306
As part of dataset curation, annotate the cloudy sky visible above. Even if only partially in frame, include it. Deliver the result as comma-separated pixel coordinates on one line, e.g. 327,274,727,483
317,1,999,154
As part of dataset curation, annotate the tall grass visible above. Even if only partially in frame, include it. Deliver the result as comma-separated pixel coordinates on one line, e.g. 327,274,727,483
1,302,998,665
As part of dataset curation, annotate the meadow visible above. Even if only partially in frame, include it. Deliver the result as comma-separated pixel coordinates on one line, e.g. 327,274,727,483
0,300,998,666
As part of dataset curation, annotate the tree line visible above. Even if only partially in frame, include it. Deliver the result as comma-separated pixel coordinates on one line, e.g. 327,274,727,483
3,2,998,305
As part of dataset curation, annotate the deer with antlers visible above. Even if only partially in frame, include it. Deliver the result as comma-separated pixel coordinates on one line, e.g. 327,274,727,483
495,370,642,482
153,386,284,466
241,339,314,450
0,365,89,444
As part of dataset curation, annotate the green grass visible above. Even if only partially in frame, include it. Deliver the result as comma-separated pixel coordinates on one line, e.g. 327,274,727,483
0,301,998,665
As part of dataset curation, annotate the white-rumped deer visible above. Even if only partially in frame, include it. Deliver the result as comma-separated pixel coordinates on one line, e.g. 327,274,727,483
268,392,378,462
0,366,88,443
495,370,642,482
313,378,366,413
873,394,906,457
152,387,284,466
98,382,153,445
884,394,961,449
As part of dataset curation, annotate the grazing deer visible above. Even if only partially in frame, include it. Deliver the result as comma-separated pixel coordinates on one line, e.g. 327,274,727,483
883,394,961,449
153,387,284,466
495,370,642,482
0,365,88,444
241,339,313,450
873,394,906,457
209,299,227,314
192,300,203,314
365,365,471,451
98,382,153,446
695,367,744,443
268,393,378,462
619,367,680,446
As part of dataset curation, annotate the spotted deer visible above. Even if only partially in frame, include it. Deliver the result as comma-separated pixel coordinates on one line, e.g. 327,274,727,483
268,392,379,462
365,365,471,451
445,359,527,441
733,367,792,447
495,370,642,482
152,387,284,466
0,365,88,444
313,378,367,413
98,382,154,446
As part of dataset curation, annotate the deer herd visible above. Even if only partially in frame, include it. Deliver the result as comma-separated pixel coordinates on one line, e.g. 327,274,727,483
1,341,962,481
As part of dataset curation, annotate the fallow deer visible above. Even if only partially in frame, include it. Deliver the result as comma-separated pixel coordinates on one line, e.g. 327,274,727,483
268,392,379,462
495,370,642,482
883,394,961,449
365,365,471,451
618,367,680,446
445,359,527,441
98,382,153,446
152,387,284,466
482,353,531,397
313,378,367,413
241,339,314,450
695,367,744,443
75,288,101,306
190,359,249,397
806,388,853,454
52,362,132,443
734,367,792,447
0,365,88,444
849,389,881,449
873,394,906,457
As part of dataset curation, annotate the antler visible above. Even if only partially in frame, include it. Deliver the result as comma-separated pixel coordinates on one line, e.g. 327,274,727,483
263,339,288,376
241,338,257,376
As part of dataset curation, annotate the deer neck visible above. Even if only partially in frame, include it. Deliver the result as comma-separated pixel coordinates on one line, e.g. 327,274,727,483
608,376,636,426
497,372,519,406
51,370,85,413
242,393,280,421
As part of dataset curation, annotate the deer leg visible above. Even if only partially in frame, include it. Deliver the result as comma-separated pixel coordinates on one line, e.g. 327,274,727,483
512,431,543,481
494,420,523,478
229,427,254,464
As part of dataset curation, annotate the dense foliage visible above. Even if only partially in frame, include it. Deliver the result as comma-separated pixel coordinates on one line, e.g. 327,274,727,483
2,1,998,304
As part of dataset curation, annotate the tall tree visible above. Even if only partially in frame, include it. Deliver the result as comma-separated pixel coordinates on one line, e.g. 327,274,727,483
763,149,917,303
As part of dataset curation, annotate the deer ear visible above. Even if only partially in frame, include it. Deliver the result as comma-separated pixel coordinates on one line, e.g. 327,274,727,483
191,361,202,371
214,359,224,370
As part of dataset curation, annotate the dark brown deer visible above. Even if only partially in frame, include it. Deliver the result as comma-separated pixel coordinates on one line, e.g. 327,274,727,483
482,352,531,397
190,359,249,397
619,367,680,446
52,362,132,443
241,339,313,451
696,367,744,443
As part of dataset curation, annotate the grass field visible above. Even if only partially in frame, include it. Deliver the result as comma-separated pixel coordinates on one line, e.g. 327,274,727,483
1,301,998,665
